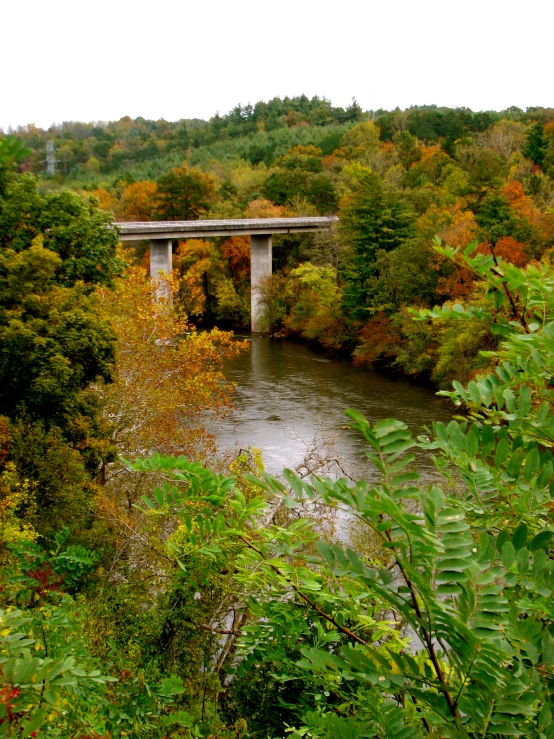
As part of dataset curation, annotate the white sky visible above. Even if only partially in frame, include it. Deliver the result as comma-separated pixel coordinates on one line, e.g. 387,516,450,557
2,0,552,131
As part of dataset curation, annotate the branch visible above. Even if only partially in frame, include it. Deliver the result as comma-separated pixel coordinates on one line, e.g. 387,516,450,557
234,528,368,646
487,241,528,331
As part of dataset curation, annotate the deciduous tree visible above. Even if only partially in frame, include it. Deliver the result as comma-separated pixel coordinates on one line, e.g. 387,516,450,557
154,165,215,221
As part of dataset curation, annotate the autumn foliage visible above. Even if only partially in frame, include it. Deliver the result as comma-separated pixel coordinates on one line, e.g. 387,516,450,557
99,256,245,462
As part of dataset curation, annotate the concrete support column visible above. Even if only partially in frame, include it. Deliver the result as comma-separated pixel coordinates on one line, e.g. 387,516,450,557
150,240,172,300
250,234,272,332
150,240,172,277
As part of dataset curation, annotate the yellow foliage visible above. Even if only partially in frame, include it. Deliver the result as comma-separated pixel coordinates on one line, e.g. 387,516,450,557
0,462,36,563
122,180,157,221
98,255,246,464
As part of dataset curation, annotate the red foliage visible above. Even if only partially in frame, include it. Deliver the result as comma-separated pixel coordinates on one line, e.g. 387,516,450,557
0,684,21,726
27,564,64,596
221,236,250,282
436,265,475,300
353,314,401,366
474,238,528,267
437,236,528,300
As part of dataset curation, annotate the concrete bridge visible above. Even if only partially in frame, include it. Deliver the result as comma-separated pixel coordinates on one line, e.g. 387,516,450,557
116,217,337,331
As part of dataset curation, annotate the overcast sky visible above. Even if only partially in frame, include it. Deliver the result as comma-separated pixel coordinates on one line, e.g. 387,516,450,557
2,0,552,131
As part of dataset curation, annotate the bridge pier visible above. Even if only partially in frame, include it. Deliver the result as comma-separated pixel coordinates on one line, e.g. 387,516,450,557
130,218,336,332
150,240,172,300
150,240,172,278
250,234,272,333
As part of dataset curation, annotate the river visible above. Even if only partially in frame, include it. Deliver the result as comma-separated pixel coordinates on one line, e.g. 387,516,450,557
215,335,454,483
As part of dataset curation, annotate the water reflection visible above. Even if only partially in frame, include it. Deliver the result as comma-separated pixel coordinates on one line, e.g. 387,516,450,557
215,335,453,481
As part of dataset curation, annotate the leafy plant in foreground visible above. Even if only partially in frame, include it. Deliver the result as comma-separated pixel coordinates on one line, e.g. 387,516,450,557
130,245,554,737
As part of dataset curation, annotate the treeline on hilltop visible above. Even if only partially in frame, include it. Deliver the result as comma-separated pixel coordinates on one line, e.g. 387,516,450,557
5,96,552,181
6,96,554,385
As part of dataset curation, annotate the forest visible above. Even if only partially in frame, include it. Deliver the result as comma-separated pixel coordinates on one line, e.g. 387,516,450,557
8,96,554,385
1,97,554,738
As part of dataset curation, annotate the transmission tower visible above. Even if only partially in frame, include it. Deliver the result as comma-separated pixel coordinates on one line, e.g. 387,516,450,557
45,140,56,175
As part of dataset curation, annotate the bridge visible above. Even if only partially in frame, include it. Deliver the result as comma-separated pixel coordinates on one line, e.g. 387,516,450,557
116,217,338,331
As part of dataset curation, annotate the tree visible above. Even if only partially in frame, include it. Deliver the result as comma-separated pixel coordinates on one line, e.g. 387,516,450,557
99,258,244,465
0,171,121,537
306,173,339,214
482,119,526,162
122,180,157,221
523,122,549,168
339,168,415,320
284,263,346,349
365,238,440,313
0,174,122,287
154,165,215,221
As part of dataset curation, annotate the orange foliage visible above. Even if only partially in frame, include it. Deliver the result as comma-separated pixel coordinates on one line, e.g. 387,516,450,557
438,236,528,300
493,236,528,267
419,145,442,163
417,200,477,250
436,266,475,301
245,198,285,218
536,211,554,248
409,146,451,184
321,154,343,171
474,237,527,267
502,180,539,222
221,236,250,282
92,188,119,216
122,180,157,221
416,204,453,236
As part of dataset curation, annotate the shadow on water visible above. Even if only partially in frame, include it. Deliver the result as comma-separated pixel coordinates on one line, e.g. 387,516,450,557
214,335,454,482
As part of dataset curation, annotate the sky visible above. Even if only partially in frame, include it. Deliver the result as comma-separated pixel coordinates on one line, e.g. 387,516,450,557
2,0,552,131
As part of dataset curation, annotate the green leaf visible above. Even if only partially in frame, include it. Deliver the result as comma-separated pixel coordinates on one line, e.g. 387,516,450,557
538,460,554,488
374,418,408,438
317,542,335,567
524,447,540,481
495,439,510,468
468,381,481,406
519,385,531,416
516,547,530,574
466,427,479,457
530,530,554,552
502,541,516,569
504,388,517,413
542,632,554,668
512,523,528,550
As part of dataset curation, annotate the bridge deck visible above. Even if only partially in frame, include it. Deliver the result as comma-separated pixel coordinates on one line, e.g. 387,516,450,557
116,216,338,241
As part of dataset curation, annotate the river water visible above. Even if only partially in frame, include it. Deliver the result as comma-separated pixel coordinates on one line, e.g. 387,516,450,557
215,336,454,483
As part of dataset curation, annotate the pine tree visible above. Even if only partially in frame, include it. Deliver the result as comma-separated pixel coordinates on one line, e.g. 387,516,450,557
339,170,415,321
523,122,549,168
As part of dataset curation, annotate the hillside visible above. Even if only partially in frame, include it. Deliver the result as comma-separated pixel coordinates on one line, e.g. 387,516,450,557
5,96,554,383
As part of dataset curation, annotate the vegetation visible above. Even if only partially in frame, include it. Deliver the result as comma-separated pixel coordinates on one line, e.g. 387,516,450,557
2,97,554,737
6,96,554,383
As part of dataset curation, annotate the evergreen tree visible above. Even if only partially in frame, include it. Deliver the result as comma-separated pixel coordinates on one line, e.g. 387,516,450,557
523,122,549,168
339,170,415,321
